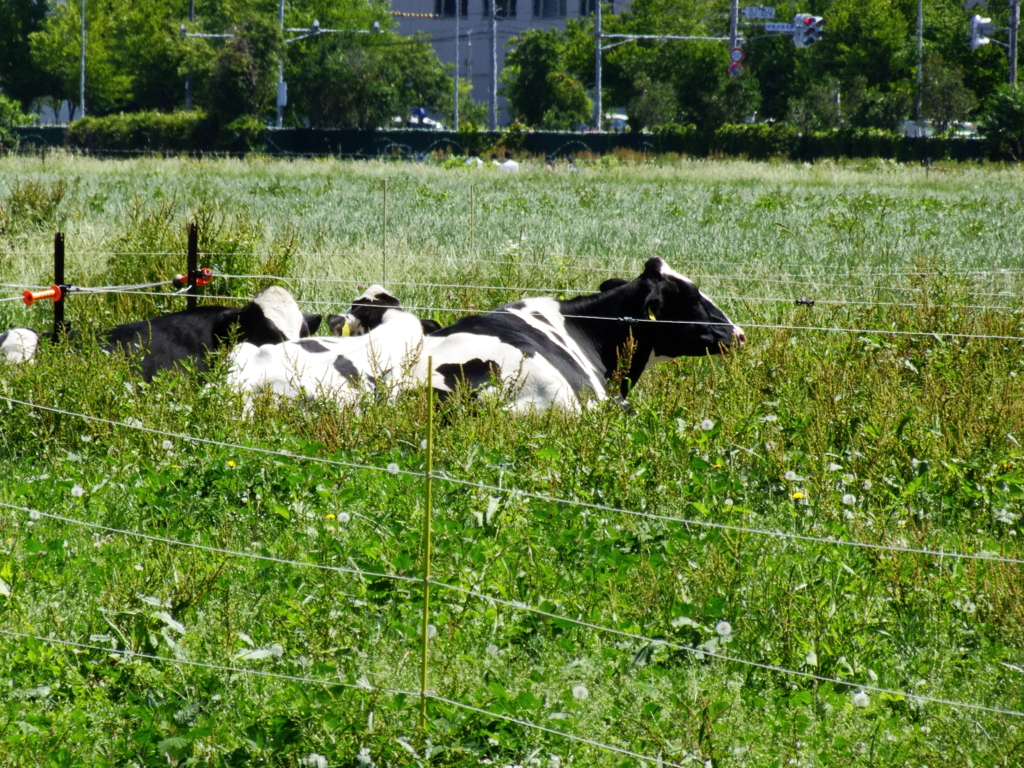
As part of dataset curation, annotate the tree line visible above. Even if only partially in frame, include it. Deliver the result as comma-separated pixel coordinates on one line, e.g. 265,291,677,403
1,0,1024,145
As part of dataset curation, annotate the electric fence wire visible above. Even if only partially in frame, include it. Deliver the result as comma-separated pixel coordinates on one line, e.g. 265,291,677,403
3,500,1023,720
0,627,695,768
2,396,1021,567
34,282,1023,340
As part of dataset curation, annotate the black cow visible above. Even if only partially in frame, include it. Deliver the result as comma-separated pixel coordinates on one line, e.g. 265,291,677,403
415,257,745,411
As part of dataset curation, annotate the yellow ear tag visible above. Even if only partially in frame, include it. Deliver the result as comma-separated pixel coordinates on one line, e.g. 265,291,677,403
341,321,351,337
647,307,657,321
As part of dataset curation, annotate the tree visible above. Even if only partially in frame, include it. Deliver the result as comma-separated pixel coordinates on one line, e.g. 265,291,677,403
0,0,56,110
0,93,36,150
287,33,451,129
980,84,1024,159
627,74,677,130
201,16,280,124
502,28,591,129
920,57,976,132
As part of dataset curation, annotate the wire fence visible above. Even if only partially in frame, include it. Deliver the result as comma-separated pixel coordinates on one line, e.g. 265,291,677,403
3,241,1024,758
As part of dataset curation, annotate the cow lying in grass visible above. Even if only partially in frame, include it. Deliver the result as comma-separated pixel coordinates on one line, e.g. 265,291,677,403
0,286,321,381
415,257,745,412
226,285,432,406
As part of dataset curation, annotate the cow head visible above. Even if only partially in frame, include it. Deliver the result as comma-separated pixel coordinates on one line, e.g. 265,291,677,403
631,257,744,357
328,285,401,337
237,285,316,346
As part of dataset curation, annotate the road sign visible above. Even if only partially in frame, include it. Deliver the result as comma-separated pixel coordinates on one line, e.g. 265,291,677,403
728,62,743,77
730,47,745,63
765,22,796,32
742,6,776,18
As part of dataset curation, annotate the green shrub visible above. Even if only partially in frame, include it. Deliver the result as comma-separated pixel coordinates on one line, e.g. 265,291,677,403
0,94,36,152
979,84,1024,160
712,123,799,160
215,114,267,153
65,110,217,153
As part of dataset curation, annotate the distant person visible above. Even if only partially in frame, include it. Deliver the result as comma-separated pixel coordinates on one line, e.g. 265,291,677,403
500,150,519,172
566,155,579,172
490,153,500,166
465,149,483,166
545,154,555,171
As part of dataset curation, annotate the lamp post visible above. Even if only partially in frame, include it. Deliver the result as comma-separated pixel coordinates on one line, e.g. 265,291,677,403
79,0,86,119
455,0,460,131
185,0,195,110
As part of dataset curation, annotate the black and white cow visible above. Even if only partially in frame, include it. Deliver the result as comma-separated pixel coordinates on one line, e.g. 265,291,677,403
227,285,427,405
0,286,321,381
415,257,745,412
102,285,321,381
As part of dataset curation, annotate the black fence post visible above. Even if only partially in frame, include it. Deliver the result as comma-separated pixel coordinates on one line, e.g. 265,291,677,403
53,232,66,340
187,222,198,311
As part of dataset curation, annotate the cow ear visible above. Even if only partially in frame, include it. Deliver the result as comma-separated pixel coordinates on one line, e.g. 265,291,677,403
599,278,628,292
327,314,350,336
302,313,322,336
642,284,663,321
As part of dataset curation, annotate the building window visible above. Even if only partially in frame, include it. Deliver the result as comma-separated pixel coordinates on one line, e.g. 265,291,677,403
579,0,595,15
533,0,566,18
435,0,469,16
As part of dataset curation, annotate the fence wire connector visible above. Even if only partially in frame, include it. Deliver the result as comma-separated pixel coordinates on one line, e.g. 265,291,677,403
22,284,66,307
795,296,816,307
617,316,639,326
172,268,213,290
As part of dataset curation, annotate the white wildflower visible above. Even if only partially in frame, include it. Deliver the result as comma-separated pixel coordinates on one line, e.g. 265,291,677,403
995,508,1017,525
761,413,778,422
162,440,173,451
300,754,328,768
715,620,733,638
486,643,499,655
572,684,589,700
861,480,872,491
842,494,857,506
337,512,350,524
852,690,870,708
723,498,734,507
387,463,399,475
355,747,374,768
784,471,798,481
80,435,93,443
827,462,842,471
701,419,715,431
71,485,85,498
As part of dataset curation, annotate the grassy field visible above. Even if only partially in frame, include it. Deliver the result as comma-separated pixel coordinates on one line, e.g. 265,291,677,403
1,153,1023,767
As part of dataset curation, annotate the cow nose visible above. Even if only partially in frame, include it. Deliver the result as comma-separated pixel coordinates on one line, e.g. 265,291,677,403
733,327,746,347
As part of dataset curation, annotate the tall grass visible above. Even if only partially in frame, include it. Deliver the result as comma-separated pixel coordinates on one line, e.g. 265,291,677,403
0,153,1023,767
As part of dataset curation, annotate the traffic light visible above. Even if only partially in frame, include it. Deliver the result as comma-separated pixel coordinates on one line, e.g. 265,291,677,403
969,14,994,49
792,14,825,47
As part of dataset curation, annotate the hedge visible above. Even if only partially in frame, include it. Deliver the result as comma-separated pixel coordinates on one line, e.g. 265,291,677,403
18,118,988,162
64,111,265,154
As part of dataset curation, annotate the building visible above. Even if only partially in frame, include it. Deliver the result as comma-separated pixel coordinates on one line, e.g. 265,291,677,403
389,0,616,127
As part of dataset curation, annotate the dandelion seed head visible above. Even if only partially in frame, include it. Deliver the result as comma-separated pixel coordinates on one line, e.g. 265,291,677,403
701,418,715,431
486,643,499,655
852,690,870,708
842,494,857,506
723,498,734,507
784,471,798,481
162,440,173,450
71,485,84,497
861,480,872,490
572,684,589,700
338,512,350,523
715,621,733,638
387,462,399,475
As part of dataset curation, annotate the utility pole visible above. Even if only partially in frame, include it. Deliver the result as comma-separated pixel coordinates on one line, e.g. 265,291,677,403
728,0,739,49
1012,0,1019,85
594,0,602,131
79,0,86,119
185,0,195,110
490,0,497,129
276,0,285,128
916,0,922,120
454,0,460,130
